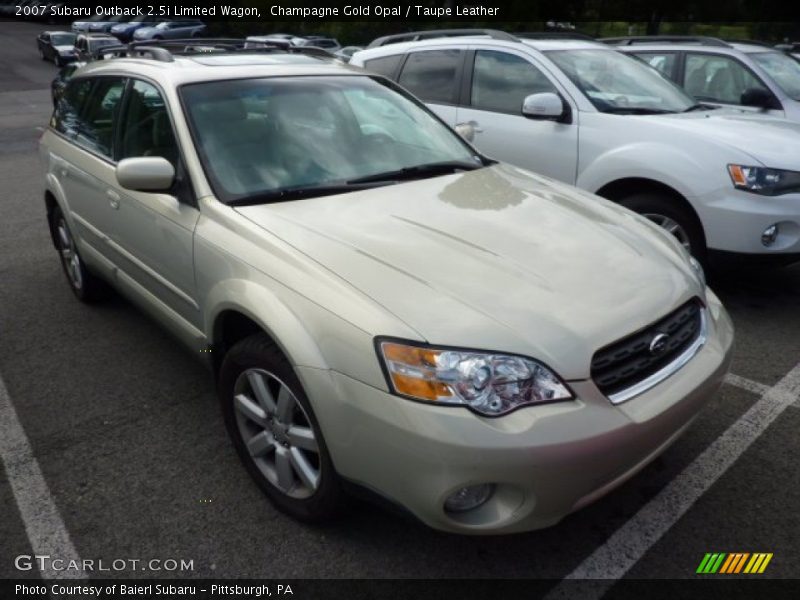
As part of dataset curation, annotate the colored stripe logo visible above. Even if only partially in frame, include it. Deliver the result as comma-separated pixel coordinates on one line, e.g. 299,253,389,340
696,553,773,574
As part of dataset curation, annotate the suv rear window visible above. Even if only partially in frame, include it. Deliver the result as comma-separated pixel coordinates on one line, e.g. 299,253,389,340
363,55,403,78
397,49,462,104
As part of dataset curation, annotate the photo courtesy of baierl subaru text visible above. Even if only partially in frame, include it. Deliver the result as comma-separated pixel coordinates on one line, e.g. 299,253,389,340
1,0,799,598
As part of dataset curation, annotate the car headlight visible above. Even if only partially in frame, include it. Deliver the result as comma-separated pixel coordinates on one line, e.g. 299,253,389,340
728,165,800,196
377,340,573,416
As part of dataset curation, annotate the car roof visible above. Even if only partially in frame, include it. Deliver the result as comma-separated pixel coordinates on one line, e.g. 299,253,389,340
615,42,778,56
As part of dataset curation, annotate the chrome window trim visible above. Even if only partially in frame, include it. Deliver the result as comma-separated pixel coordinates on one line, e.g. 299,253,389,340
607,308,707,405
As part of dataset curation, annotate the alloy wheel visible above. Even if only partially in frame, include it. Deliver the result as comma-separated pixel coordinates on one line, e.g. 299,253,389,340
56,217,83,290
232,368,321,499
642,212,692,252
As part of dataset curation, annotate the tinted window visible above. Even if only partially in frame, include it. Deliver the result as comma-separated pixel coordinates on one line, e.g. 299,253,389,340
75,77,126,157
751,52,800,101
398,49,461,104
363,54,403,78
633,52,677,78
53,78,92,138
471,50,558,113
685,54,768,104
118,80,179,166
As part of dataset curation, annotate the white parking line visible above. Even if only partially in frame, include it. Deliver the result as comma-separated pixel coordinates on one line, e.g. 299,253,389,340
724,373,770,396
0,372,84,579
544,364,800,598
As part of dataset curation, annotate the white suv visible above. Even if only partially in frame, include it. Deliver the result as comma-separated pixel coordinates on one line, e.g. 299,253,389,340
352,31,800,266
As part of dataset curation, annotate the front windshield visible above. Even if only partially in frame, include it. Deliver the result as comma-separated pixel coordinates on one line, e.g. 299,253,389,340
51,33,76,46
547,49,695,113
181,75,480,204
751,52,800,101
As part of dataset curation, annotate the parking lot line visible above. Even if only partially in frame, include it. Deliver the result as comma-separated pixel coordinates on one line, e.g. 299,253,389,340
0,372,84,579
544,364,800,597
724,373,770,396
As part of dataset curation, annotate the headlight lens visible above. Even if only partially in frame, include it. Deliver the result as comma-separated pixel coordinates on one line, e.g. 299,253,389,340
728,164,800,196
377,340,573,416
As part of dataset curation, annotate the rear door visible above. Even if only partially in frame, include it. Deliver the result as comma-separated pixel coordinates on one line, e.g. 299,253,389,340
455,47,579,183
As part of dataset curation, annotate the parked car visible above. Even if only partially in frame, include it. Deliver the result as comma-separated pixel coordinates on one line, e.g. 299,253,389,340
50,60,83,105
72,14,106,33
110,16,167,42
334,45,363,62
352,30,800,267
73,33,118,59
82,14,128,33
604,36,800,122
40,43,732,534
297,36,341,51
36,30,77,66
132,20,206,41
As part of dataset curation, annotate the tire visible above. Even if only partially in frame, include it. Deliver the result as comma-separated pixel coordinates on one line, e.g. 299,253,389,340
619,192,706,262
219,333,344,522
54,55,62,68
51,206,108,303
39,48,46,61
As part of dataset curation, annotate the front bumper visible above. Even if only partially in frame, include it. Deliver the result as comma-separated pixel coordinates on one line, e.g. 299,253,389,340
299,291,734,534
695,187,800,256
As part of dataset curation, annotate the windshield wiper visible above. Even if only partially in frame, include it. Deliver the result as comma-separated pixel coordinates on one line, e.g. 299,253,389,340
603,107,677,115
226,181,392,206
347,160,485,185
682,103,719,112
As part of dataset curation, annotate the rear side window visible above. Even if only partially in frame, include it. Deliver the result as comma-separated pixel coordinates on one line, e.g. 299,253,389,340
363,54,403,78
470,50,558,114
397,49,462,104
118,80,179,166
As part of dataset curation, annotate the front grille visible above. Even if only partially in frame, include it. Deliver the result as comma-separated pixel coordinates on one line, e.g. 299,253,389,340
591,299,703,400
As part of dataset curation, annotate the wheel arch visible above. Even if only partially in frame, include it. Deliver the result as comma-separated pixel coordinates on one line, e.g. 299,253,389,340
594,177,707,247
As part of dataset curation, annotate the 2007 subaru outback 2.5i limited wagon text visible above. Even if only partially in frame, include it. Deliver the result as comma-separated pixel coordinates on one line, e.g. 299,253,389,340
40,43,734,534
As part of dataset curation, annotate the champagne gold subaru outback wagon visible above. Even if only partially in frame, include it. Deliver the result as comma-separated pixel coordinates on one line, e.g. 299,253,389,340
39,41,734,534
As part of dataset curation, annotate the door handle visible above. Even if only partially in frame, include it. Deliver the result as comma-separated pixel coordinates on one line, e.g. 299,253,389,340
468,120,484,133
454,121,483,142
106,189,120,210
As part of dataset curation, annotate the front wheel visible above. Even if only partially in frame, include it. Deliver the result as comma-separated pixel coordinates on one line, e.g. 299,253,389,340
218,333,345,522
619,193,706,262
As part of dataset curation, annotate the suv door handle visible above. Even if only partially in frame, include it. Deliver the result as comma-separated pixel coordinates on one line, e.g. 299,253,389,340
106,189,120,210
454,121,484,142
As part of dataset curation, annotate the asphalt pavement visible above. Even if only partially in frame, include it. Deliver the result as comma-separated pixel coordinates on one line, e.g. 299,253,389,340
0,19,798,587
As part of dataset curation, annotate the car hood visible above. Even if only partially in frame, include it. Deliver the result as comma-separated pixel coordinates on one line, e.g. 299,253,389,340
54,45,75,52
647,109,800,170
236,165,702,379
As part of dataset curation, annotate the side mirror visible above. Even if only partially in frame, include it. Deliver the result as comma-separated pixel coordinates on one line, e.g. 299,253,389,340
522,92,566,121
740,87,779,110
116,157,175,192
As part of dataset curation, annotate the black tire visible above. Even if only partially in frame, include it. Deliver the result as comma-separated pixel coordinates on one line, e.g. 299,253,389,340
219,333,345,522
51,206,109,303
619,192,707,263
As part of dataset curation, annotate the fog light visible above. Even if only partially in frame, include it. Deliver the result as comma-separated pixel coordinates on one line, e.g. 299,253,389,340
762,224,779,247
444,484,494,513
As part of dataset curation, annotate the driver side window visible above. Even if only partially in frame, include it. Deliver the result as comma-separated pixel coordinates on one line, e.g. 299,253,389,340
470,50,558,114
117,80,179,167
684,54,768,105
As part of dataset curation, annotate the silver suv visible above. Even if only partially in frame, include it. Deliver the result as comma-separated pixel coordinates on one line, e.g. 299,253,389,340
39,41,732,534
606,36,800,121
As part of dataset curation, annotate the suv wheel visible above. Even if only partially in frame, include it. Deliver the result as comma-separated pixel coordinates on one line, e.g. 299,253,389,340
619,193,706,261
52,206,107,302
219,333,344,521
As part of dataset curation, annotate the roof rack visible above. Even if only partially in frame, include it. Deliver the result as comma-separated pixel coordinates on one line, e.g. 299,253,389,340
366,29,518,49
724,39,774,47
92,38,336,62
601,36,731,48
517,32,595,41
